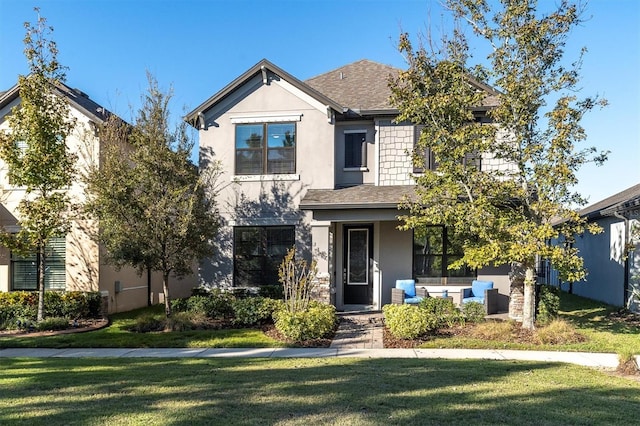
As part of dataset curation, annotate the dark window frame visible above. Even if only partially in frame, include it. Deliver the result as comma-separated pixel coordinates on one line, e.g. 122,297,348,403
233,225,295,287
412,225,474,278
235,122,296,175
344,131,367,169
11,237,66,291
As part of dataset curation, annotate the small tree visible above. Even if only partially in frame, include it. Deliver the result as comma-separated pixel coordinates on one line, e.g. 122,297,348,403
84,74,220,317
278,247,318,314
390,0,607,329
0,9,76,322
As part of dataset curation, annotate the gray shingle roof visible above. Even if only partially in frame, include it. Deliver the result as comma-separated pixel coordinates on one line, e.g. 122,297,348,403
305,59,400,113
580,183,640,219
300,185,416,210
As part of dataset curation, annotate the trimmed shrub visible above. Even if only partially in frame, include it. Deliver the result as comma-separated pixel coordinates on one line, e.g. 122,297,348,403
232,297,279,326
383,304,437,340
165,312,209,332
37,317,70,331
177,290,235,319
273,301,336,341
537,285,560,325
419,297,463,328
258,285,284,300
462,301,486,323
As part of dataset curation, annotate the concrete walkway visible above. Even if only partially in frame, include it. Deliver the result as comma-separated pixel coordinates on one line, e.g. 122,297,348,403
1,309,632,369
0,347,624,368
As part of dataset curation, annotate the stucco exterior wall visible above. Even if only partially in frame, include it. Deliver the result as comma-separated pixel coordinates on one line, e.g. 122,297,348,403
334,122,376,187
197,71,335,287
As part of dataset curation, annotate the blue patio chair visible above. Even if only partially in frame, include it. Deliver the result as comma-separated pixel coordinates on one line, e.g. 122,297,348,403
391,279,429,304
462,280,498,314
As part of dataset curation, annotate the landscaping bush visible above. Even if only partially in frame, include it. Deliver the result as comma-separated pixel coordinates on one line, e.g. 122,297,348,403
383,304,437,340
470,320,516,341
419,297,464,328
37,317,70,331
537,284,560,325
232,297,279,326
174,290,235,319
535,318,585,345
165,312,209,332
0,291,101,329
258,285,284,300
128,314,165,333
273,301,336,341
462,301,486,323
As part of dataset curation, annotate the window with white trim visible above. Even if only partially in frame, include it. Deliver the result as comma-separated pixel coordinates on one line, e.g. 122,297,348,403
344,131,367,169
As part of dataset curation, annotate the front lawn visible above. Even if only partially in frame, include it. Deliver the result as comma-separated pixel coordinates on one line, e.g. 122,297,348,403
415,292,640,354
0,305,285,349
0,357,638,425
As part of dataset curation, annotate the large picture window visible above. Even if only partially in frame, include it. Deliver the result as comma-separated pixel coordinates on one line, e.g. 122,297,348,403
413,225,473,278
11,237,66,290
233,226,295,286
235,123,296,175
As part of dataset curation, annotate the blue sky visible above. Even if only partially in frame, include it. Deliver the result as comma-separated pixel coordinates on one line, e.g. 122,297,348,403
0,0,638,206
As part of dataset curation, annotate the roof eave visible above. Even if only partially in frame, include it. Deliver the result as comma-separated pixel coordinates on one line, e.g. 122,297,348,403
185,59,343,126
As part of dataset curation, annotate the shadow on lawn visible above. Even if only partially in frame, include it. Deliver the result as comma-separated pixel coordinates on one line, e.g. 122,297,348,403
1,357,638,425
560,292,640,335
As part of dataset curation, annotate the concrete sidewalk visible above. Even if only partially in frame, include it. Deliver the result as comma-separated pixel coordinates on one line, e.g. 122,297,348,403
0,347,625,368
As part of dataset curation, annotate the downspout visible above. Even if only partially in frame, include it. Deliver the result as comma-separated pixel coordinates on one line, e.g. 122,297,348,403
613,211,630,308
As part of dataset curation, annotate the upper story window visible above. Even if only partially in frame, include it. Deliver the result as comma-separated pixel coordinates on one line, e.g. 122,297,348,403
412,125,436,173
344,131,367,169
235,123,296,175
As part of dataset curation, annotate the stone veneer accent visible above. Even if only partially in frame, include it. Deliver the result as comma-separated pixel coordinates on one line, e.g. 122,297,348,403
311,275,331,304
377,120,416,186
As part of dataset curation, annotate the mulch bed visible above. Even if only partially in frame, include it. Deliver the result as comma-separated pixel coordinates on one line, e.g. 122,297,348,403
0,318,109,338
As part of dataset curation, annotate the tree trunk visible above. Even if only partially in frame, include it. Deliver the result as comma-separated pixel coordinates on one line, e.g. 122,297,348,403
522,266,537,330
147,267,152,307
508,262,525,322
37,244,46,322
163,272,171,317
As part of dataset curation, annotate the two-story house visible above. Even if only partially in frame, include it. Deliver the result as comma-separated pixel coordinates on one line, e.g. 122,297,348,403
0,81,196,313
187,59,511,311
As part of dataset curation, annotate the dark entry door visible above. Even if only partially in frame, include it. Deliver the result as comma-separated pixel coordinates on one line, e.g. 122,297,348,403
343,225,373,305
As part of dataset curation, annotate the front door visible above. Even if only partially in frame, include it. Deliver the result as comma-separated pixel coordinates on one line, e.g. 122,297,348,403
343,225,373,305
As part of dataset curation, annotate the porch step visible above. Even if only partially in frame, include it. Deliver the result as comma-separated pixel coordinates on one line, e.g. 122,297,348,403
330,312,384,349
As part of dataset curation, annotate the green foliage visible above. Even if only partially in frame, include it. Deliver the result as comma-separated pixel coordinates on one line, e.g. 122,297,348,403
83,73,220,317
273,301,336,341
279,248,318,314
419,297,464,328
128,314,165,333
390,0,608,329
232,297,279,326
461,301,486,323
257,285,284,300
383,304,438,340
0,291,101,329
537,285,560,325
36,317,69,331
0,10,77,322
171,290,235,320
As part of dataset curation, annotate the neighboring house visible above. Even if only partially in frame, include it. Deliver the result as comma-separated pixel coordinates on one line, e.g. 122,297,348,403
187,58,512,311
0,81,196,313
545,184,640,312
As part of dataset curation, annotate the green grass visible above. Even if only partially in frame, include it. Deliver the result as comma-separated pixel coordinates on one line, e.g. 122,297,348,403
0,357,638,425
0,305,284,349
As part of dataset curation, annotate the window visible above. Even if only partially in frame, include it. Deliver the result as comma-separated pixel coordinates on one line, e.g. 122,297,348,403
344,131,367,168
233,226,295,286
413,225,473,278
235,123,296,175
11,237,66,290
412,125,436,173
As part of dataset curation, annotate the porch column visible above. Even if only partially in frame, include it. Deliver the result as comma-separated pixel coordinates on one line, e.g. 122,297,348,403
310,220,333,304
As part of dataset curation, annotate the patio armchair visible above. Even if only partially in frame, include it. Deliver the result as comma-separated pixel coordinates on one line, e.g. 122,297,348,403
461,280,498,314
391,279,429,304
